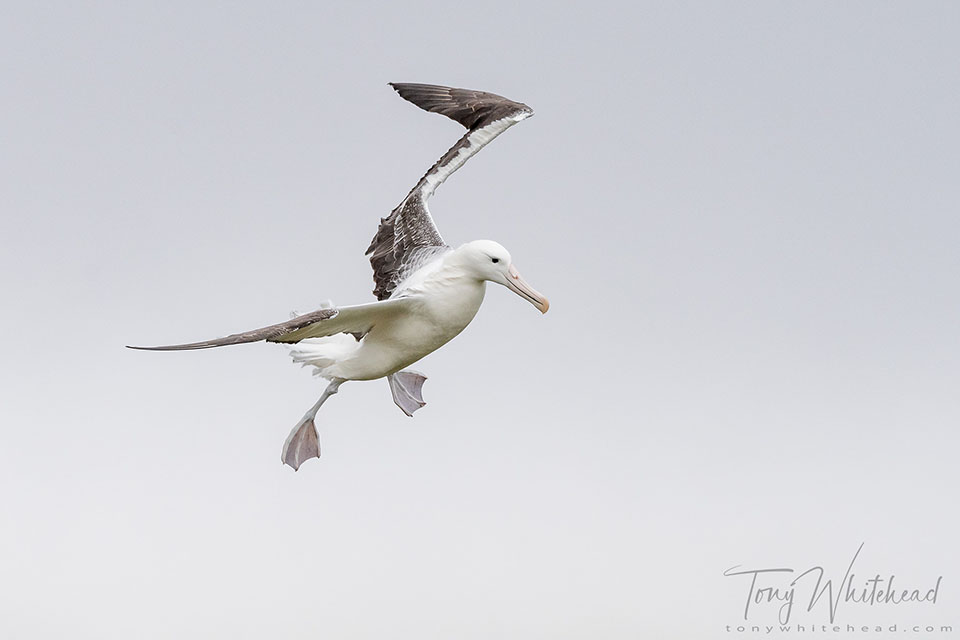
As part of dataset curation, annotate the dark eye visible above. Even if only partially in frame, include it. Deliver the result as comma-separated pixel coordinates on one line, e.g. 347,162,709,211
491,257,499,263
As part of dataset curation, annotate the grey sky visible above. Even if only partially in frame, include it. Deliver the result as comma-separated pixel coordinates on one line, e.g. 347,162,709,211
1,2,958,638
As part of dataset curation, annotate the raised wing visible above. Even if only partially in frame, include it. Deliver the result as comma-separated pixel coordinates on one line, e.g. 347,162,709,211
366,83,534,300
126,298,411,351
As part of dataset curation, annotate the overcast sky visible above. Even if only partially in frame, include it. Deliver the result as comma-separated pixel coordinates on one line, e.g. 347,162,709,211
1,2,958,638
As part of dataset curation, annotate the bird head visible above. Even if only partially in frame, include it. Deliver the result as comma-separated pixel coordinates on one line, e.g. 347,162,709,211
457,240,549,313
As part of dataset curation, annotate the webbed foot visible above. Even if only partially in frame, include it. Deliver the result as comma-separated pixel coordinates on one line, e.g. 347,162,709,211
388,370,427,417
280,379,344,471
281,417,320,471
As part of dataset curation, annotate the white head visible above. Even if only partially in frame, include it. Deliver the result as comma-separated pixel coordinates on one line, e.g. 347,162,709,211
454,240,549,313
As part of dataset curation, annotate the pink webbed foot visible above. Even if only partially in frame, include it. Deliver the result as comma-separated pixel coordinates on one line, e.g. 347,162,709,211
281,417,320,471
280,378,343,471
387,370,427,417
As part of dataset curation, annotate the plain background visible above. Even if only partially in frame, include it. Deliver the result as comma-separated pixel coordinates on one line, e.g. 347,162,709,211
1,2,957,638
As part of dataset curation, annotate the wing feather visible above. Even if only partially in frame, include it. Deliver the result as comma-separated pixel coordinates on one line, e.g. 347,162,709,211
127,299,410,351
366,83,533,300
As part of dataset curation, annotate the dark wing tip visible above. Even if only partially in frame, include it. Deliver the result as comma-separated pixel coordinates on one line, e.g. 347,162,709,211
126,343,217,351
127,307,341,352
388,82,532,129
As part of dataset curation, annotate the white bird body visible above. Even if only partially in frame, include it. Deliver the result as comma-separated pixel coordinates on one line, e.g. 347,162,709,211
290,249,488,381
130,83,548,470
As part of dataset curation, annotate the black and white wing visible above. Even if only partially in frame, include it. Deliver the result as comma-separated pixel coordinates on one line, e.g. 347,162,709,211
127,299,412,351
366,83,534,300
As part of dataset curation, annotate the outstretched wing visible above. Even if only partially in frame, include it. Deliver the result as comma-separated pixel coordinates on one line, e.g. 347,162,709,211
127,298,411,351
366,83,534,300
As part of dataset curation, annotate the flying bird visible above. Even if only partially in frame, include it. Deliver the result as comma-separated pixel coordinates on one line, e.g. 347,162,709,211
129,83,548,470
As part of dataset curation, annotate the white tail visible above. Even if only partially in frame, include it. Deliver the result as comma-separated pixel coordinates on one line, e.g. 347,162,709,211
287,334,361,378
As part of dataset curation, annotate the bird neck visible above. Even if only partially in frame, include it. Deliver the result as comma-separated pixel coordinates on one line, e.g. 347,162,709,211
442,246,486,282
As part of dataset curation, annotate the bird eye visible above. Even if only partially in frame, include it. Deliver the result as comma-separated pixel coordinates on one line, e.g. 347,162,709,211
491,257,499,263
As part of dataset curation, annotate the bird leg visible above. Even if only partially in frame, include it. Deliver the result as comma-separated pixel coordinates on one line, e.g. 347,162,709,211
387,370,427,417
281,378,345,471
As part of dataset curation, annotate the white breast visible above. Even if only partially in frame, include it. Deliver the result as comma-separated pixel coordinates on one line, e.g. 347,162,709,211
334,270,486,380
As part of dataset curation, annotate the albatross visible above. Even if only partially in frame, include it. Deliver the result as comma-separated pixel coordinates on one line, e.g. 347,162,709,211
130,83,549,470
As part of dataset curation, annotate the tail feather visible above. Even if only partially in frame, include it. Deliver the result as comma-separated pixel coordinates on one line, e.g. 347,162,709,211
287,334,360,379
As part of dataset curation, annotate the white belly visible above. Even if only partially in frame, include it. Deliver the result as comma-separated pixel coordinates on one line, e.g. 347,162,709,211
333,279,486,380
